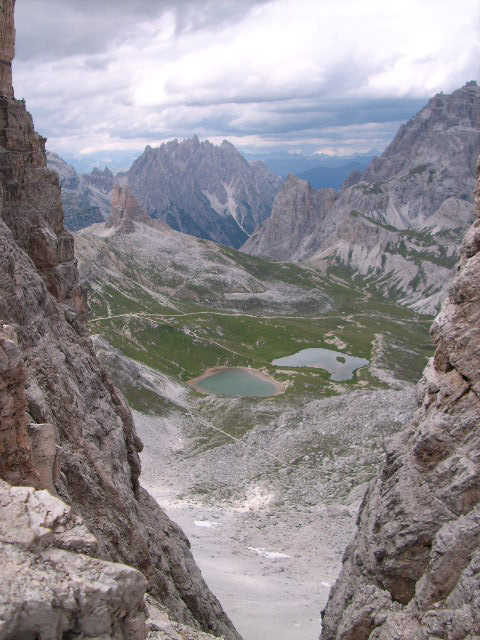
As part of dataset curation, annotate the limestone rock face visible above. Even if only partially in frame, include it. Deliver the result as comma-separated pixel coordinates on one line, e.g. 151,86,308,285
0,3,240,638
125,136,281,247
47,151,114,230
0,0,14,97
320,159,480,638
242,175,336,260
0,325,37,486
106,184,166,234
0,479,148,640
243,83,480,314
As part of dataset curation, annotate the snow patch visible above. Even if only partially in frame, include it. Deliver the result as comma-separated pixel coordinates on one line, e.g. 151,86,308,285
194,520,219,529
247,546,290,559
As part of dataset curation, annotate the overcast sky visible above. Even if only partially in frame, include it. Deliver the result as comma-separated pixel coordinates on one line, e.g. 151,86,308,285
12,0,479,167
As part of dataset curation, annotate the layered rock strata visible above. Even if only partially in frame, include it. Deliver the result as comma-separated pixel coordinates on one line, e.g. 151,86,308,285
320,159,480,638
242,175,335,261
0,0,14,97
125,136,281,247
0,2,239,638
106,184,168,234
244,84,480,314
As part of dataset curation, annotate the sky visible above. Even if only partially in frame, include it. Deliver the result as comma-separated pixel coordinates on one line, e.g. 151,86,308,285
12,0,480,170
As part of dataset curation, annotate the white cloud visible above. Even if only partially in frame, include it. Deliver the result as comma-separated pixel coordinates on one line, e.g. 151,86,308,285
12,0,479,158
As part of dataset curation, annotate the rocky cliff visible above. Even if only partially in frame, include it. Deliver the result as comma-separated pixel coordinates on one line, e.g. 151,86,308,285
320,159,480,638
242,175,335,261
243,84,480,314
125,136,281,247
105,183,163,234
0,2,240,638
47,151,114,230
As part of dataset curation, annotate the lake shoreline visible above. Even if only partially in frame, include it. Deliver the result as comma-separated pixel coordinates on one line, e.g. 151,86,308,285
188,366,285,397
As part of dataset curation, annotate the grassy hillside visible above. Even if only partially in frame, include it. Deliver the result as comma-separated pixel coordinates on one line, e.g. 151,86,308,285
77,225,433,399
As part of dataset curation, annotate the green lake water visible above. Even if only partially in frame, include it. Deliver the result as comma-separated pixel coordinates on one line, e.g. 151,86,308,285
272,348,369,381
191,368,279,397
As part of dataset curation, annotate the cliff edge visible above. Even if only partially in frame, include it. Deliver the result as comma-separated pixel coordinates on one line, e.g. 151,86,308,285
321,159,480,637
0,1,240,638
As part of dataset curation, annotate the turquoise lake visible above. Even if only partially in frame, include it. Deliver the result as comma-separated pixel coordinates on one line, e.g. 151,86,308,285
190,368,281,397
272,348,369,381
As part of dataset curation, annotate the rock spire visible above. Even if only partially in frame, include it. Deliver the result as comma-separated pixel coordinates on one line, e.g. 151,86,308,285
0,0,14,97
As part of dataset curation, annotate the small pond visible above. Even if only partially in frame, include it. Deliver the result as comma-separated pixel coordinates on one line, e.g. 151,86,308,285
188,367,283,397
272,348,369,381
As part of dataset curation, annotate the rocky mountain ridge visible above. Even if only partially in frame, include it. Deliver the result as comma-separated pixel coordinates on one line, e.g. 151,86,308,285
243,83,480,314
125,136,281,248
321,158,480,638
46,151,114,230
0,2,240,638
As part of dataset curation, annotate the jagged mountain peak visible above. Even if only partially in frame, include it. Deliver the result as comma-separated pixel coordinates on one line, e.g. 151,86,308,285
125,135,281,247
364,82,480,182
243,83,480,314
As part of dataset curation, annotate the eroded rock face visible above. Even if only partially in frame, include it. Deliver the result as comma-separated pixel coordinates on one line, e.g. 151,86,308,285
126,136,281,247
106,184,163,234
320,159,480,638
0,325,37,486
244,83,480,314
242,175,336,260
0,479,148,640
0,0,14,97
0,2,240,638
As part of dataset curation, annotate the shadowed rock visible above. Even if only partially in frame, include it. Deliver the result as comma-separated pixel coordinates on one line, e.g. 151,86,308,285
0,2,241,638
320,157,480,639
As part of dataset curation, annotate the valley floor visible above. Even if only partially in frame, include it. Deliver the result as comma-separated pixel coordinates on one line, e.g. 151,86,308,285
133,383,415,640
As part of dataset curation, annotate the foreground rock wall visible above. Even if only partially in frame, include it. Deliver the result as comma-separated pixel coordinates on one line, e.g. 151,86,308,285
320,160,480,638
0,2,239,638
0,479,148,639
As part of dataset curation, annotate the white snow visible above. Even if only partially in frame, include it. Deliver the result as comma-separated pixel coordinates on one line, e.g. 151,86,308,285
194,520,219,528
247,546,290,559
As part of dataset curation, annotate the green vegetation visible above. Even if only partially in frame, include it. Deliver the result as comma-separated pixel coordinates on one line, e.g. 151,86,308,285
87,243,433,400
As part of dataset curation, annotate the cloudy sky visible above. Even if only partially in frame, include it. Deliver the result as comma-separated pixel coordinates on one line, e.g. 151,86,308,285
12,0,479,169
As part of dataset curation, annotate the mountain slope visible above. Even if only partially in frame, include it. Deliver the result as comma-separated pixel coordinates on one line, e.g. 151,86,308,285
243,83,480,313
0,4,239,638
125,136,281,247
321,158,480,640
47,151,114,230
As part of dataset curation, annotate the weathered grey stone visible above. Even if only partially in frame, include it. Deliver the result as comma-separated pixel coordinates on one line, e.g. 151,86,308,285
0,479,148,640
0,3,241,638
125,136,281,248
320,158,480,639
244,83,480,314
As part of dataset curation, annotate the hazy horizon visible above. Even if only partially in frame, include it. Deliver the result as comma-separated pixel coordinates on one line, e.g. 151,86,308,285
12,0,479,167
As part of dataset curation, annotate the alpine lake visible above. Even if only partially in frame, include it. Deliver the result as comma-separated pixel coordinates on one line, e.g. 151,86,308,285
188,348,369,397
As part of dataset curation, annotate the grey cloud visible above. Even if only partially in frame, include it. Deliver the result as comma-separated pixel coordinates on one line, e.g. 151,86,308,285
14,0,269,61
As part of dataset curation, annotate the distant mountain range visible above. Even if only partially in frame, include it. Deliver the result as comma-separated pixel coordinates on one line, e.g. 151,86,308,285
242,150,376,179
124,136,281,247
243,82,480,313
48,82,480,313
46,152,114,230
48,137,281,248
296,161,369,190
